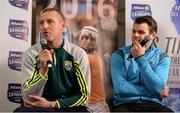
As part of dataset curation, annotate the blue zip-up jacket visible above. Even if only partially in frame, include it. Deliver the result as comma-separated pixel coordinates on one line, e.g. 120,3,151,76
111,44,170,106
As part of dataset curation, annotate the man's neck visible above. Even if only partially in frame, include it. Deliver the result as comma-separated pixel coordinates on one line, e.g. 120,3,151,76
47,38,62,49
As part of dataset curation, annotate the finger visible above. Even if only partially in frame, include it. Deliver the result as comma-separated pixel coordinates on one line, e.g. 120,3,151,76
134,45,139,50
40,50,52,59
40,49,47,55
47,50,52,58
133,40,138,45
29,95,41,101
50,49,54,54
40,49,50,57
24,99,34,106
134,41,142,48
24,100,33,108
132,45,139,52
132,41,138,49
24,98,38,107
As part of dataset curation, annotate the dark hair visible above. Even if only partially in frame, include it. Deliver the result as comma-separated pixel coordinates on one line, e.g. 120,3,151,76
41,7,65,21
134,16,157,33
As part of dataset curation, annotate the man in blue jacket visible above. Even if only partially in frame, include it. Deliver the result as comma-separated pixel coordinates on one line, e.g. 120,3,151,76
111,16,173,112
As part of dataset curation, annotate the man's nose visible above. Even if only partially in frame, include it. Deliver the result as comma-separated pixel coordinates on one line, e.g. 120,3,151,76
42,22,48,29
132,33,140,40
133,32,139,36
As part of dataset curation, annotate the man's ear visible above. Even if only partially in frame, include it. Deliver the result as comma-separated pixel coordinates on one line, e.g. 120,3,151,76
152,31,157,37
62,22,65,27
150,31,157,39
60,22,65,30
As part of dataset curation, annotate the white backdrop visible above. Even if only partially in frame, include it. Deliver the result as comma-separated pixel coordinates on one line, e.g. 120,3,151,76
126,0,180,111
0,0,32,111
0,1,2,74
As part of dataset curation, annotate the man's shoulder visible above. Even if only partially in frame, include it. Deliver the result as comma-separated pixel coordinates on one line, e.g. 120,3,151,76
63,41,86,56
65,41,82,49
23,43,42,56
21,43,42,63
113,45,131,55
152,46,168,55
152,47,169,61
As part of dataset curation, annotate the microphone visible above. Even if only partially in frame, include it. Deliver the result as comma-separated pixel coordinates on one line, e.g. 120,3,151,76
40,36,52,68
127,35,150,60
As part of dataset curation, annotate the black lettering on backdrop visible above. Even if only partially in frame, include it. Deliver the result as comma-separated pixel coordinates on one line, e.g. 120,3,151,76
166,37,180,54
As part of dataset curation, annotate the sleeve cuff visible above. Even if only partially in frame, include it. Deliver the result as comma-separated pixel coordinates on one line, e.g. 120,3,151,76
135,55,148,68
56,100,61,108
39,72,48,80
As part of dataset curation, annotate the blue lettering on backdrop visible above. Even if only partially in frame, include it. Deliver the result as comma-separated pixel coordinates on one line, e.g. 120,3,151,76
131,4,152,21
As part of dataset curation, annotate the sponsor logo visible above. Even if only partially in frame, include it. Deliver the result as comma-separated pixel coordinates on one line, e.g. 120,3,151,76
8,51,23,71
8,19,29,41
7,83,22,104
171,0,180,34
9,0,29,10
131,4,152,21
64,61,72,71
165,88,180,111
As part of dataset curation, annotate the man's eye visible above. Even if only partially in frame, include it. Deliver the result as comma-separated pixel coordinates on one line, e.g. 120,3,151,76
39,21,44,25
132,30,136,34
47,20,54,24
138,31,145,34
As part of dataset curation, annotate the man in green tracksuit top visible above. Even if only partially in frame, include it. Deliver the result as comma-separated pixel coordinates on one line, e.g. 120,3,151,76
14,8,91,112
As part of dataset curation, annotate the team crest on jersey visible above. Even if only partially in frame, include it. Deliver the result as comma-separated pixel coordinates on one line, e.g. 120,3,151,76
65,61,72,71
